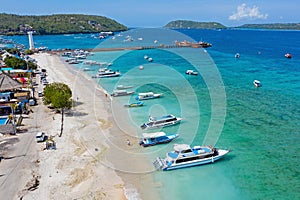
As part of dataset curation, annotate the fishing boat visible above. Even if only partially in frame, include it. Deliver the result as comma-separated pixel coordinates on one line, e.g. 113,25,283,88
185,70,198,75
253,80,262,87
141,114,182,130
153,144,230,171
139,132,179,147
124,101,144,108
136,92,162,101
111,90,134,97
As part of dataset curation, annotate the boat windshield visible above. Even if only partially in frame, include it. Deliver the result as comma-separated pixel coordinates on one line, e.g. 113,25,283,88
168,152,178,159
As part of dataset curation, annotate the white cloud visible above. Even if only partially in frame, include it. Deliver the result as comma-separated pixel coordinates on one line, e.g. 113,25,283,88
229,3,268,21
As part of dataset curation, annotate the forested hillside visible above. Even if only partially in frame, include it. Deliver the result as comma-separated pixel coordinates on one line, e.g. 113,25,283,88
0,14,128,35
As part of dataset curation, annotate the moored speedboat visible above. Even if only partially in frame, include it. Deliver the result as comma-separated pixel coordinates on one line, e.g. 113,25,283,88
124,101,144,108
153,144,230,171
139,132,179,147
136,92,162,101
141,114,182,130
185,70,198,75
253,80,262,87
94,69,120,78
117,85,133,90
111,90,134,97
285,53,292,58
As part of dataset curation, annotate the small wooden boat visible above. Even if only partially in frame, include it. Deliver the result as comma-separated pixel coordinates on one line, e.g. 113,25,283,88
111,90,134,97
124,101,144,107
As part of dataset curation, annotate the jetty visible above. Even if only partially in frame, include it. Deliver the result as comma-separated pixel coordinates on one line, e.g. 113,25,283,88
89,41,211,52
50,41,212,54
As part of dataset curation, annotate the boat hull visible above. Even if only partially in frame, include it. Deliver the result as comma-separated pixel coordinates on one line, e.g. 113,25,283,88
136,94,161,101
111,91,134,97
154,149,229,171
124,102,144,107
141,119,182,130
139,134,179,147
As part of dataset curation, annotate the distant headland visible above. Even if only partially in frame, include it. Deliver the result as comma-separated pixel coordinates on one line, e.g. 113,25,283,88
0,13,128,35
164,20,300,30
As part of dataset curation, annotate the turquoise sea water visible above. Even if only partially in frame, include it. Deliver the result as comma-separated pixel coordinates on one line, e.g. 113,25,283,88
4,28,300,199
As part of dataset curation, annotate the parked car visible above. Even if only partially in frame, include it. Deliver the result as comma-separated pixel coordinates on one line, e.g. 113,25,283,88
35,132,46,142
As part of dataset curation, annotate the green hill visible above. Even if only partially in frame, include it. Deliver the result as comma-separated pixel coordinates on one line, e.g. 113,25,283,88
0,13,128,35
164,20,226,29
236,23,300,30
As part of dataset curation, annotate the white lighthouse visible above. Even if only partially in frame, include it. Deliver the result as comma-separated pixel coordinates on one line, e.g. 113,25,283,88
27,31,34,50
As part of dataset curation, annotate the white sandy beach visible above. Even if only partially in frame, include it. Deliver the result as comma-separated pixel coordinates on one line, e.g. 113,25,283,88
17,52,128,199
0,52,160,200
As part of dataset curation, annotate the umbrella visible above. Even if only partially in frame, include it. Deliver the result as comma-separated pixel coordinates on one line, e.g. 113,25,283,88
0,73,23,91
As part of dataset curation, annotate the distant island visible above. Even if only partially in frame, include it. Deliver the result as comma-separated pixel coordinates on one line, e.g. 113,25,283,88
165,20,300,30
164,20,226,29
237,23,300,30
0,13,128,35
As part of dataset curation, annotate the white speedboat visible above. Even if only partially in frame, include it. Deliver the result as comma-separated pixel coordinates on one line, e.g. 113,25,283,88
93,69,120,78
116,85,133,90
185,70,198,75
111,90,134,97
141,114,182,130
154,144,230,171
136,92,162,101
139,132,179,147
253,80,262,87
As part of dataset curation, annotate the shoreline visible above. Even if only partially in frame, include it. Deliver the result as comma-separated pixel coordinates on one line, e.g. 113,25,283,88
28,52,159,199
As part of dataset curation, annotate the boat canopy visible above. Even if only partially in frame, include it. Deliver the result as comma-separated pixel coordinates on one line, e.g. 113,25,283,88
139,92,154,96
150,114,175,121
173,144,191,152
142,132,166,138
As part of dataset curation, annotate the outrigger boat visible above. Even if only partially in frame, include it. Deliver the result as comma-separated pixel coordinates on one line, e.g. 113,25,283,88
124,101,144,107
139,132,179,147
111,90,134,97
140,114,182,130
153,144,231,171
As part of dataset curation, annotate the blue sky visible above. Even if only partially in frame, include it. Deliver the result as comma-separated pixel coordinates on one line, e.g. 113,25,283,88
0,0,299,27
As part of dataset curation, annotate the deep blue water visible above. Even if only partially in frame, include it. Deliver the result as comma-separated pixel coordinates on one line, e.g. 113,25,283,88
2,28,300,200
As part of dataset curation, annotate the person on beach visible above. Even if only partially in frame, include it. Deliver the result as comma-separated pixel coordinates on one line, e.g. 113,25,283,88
127,139,131,146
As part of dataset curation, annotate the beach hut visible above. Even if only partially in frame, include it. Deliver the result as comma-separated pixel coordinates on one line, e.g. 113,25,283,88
0,73,23,91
